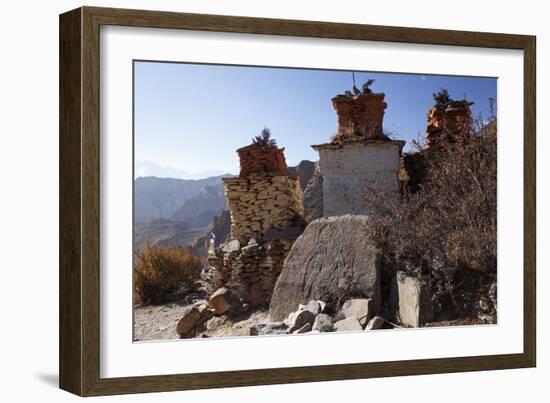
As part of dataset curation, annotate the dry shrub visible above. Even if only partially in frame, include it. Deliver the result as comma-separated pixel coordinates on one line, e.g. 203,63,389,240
134,242,203,306
370,115,497,319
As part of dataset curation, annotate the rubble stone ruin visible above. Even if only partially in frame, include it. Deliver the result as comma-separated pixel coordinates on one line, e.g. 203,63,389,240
205,132,306,307
426,90,473,147
312,82,405,216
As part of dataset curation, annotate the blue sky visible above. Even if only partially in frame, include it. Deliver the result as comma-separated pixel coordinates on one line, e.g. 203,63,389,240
134,61,496,177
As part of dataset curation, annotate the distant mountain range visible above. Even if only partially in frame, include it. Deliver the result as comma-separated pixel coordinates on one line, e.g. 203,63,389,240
133,160,315,252
171,184,228,228
134,175,228,223
136,161,229,180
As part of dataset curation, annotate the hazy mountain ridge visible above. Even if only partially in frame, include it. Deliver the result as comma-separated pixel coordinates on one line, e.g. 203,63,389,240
134,175,228,223
133,160,315,252
136,161,229,180
171,184,228,228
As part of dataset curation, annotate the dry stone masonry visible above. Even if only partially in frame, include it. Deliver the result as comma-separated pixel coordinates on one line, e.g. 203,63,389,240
205,140,306,307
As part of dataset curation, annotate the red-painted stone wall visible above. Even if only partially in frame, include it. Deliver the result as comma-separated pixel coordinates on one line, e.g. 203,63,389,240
236,145,288,177
331,93,387,142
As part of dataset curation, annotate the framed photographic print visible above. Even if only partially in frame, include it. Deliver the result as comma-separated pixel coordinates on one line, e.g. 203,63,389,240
59,6,536,396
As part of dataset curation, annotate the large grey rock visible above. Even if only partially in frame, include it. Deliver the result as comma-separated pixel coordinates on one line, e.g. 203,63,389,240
340,298,374,327
397,272,433,327
288,160,316,191
334,317,362,332
303,162,324,223
312,313,333,332
176,306,201,337
269,215,381,321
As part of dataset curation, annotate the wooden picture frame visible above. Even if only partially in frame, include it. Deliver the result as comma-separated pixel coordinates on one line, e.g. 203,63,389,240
59,6,536,396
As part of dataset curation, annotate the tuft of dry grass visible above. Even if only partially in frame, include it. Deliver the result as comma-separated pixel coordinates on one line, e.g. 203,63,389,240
134,242,202,306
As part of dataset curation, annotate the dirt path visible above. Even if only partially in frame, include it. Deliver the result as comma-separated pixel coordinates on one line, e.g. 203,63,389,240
134,302,271,342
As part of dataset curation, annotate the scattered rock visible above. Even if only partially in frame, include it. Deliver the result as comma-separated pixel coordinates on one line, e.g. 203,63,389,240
292,322,312,334
269,215,381,321
397,272,433,327
304,300,321,316
334,317,362,332
209,287,234,316
222,240,241,254
365,316,385,331
312,313,333,331
340,298,374,327
249,322,288,336
289,310,316,333
176,306,201,337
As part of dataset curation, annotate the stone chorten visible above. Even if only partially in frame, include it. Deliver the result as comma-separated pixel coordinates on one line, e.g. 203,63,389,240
426,100,473,147
312,89,405,217
207,139,305,307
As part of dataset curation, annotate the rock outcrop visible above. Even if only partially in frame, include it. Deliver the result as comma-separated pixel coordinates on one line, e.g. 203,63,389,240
397,272,433,327
269,215,381,321
303,162,324,223
288,160,316,191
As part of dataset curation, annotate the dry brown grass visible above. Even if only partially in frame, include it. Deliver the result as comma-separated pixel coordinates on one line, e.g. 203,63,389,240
134,242,202,306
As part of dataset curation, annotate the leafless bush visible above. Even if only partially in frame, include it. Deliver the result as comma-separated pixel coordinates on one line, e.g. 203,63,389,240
369,113,497,319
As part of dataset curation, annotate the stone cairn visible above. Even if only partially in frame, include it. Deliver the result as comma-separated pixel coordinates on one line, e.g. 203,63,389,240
205,141,306,307
312,81,405,217
426,100,473,147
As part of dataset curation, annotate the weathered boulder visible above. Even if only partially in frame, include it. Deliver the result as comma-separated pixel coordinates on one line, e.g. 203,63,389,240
340,298,374,327
269,215,381,321
334,317,362,332
209,287,235,316
397,272,433,327
365,316,385,331
312,313,333,332
288,310,316,333
176,306,201,337
292,322,312,334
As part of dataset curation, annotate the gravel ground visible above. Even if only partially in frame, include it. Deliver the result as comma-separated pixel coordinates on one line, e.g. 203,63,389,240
133,302,271,342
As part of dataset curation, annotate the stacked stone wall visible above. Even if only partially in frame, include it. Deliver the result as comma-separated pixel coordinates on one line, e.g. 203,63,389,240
205,170,306,307
223,174,305,245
